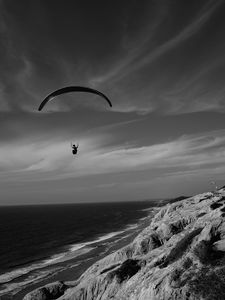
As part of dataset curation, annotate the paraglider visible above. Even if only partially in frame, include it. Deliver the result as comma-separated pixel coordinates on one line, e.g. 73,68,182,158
38,86,112,111
38,86,112,156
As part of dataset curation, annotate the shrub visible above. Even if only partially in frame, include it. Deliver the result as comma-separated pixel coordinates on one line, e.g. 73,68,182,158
210,202,223,210
182,257,193,269
188,267,225,300
171,268,183,282
107,259,141,284
193,234,224,265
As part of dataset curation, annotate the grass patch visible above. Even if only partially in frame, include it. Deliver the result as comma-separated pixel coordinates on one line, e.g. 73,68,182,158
171,268,183,281
182,257,193,269
193,234,224,265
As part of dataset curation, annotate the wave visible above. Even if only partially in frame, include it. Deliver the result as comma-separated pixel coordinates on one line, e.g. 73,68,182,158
139,216,149,221
0,227,135,288
69,230,125,252
44,246,95,265
140,207,154,212
125,223,139,230
0,266,63,296
0,246,94,286
1,210,153,297
0,231,125,287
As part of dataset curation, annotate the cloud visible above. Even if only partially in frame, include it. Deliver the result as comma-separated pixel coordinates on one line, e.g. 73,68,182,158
91,0,222,85
1,128,224,183
89,0,225,115
0,0,224,116
89,1,169,86
162,58,225,114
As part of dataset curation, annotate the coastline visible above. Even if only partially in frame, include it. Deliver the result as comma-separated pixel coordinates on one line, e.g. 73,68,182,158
41,188,225,300
3,207,159,300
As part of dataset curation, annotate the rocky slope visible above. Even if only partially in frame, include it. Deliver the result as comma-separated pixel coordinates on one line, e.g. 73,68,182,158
24,186,225,300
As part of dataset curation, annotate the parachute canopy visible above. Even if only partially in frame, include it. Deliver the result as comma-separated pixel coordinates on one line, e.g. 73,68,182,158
38,86,112,111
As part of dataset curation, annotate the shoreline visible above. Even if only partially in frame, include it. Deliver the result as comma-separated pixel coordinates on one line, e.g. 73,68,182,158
3,208,158,300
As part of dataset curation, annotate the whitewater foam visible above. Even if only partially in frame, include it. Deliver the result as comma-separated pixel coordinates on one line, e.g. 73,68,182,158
69,230,124,252
1,206,155,297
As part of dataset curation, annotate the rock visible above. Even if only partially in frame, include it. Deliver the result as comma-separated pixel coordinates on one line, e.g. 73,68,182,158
24,187,225,300
213,240,225,251
23,281,68,300
107,259,142,283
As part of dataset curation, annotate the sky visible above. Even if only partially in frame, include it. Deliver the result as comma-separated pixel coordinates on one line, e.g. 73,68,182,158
0,0,225,205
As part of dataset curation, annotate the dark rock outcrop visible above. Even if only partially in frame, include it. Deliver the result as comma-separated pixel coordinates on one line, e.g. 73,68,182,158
107,259,141,283
23,281,68,300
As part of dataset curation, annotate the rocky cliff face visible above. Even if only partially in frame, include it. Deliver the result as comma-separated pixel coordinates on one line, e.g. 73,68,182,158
24,187,225,300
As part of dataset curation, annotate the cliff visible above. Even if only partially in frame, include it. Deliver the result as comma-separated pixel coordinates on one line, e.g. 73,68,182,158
24,186,225,300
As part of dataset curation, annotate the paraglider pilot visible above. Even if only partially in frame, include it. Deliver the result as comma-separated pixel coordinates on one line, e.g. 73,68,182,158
71,143,79,155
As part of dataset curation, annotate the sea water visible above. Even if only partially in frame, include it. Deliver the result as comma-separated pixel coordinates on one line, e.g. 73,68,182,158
0,200,158,297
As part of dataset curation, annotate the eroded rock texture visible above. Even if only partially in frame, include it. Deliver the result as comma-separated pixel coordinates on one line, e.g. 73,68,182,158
24,187,225,300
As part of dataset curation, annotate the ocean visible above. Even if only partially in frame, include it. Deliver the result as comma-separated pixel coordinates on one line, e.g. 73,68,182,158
0,200,158,298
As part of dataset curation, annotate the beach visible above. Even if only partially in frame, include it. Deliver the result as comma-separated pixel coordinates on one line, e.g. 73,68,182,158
0,203,158,300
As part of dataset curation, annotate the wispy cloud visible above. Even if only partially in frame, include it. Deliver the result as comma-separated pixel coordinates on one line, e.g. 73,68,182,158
163,58,225,114
91,0,222,86
0,0,224,116
1,129,224,183
86,0,225,115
